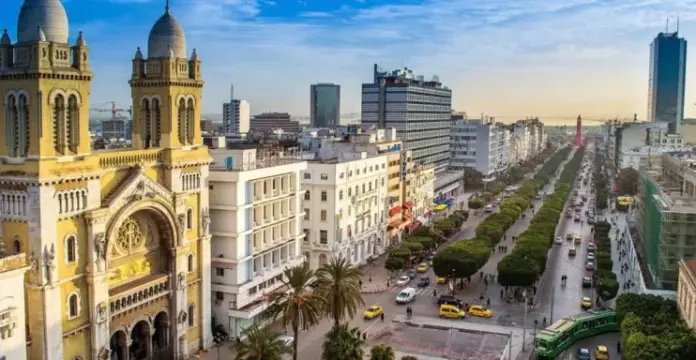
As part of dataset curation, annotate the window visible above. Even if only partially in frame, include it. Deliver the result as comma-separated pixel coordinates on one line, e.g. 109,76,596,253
303,228,310,242
65,234,77,263
304,209,310,220
320,210,327,221
215,268,224,276
186,208,193,230
67,292,80,320
187,253,194,272
348,188,352,196
320,230,328,244
321,191,327,201
320,173,328,180
215,292,224,301
12,237,21,254
188,304,195,327
304,191,310,201
362,184,366,193
339,190,343,200
304,173,311,179
339,172,344,179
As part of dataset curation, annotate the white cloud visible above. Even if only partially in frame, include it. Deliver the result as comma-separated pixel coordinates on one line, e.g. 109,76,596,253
83,0,696,123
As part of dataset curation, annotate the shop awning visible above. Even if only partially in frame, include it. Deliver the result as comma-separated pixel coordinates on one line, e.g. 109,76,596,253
389,206,402,216
407,222,419,230
404,201,414,209
444,199,454,206
434,199,446,205
434,204,448,211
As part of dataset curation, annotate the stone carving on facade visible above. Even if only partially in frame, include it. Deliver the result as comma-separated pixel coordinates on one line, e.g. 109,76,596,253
97,347,110,360
117,217,144,251
200,207,210,236
178,310,188,324
177,272,186,290
44,244,56,284
96,302,107,323
29,249,39,274
130,181,146,201
94,233,106,261
177,213,186,241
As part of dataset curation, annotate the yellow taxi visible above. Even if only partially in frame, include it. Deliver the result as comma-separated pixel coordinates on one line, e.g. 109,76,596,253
574,235,582,245
417,263,429,273
468,305,493,318
439,304,466,319
580,297,592,310
594,345,609,360
363,305,384,319
566,233,576,240
437,276,447,284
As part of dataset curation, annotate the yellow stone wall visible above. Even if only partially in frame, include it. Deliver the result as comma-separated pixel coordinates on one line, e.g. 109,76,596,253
186,281,201,342
62,331,90,360
56,218,89,278
1,221,28,254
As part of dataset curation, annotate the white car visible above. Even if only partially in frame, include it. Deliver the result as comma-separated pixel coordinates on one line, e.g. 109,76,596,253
554,237,563,245
396,275,411,286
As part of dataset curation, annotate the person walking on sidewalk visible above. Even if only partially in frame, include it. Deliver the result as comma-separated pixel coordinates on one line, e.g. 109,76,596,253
380,313,385,322
500,289,504,299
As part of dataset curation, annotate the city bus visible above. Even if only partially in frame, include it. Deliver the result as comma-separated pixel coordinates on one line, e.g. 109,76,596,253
534,309,618,359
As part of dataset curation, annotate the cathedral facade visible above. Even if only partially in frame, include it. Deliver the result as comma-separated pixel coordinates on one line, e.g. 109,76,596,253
0,1,213,359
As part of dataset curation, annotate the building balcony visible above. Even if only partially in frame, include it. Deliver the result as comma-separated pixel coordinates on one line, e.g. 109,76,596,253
351,188,378,203
108,274,171,317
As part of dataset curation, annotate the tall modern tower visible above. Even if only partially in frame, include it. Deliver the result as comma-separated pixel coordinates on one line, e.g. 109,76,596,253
222,83,250,134
648,30,687,134
361,64,452,173
310,83,340,127
576,115,583,146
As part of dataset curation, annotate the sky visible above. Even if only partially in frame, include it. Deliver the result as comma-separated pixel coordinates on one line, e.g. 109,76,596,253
2,0,696,125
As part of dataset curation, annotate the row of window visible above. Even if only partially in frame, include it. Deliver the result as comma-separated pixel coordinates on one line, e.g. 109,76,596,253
303,164,387,181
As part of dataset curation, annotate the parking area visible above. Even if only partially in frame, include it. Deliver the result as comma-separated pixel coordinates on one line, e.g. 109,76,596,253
367,324,509,360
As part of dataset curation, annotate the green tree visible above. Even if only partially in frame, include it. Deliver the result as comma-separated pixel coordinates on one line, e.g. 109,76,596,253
321,324,365,360
463,168,484,189
384,257,405,271
616,167,639,195
401,356,419,360
432,239,489,279
596,277,619,301
468,198,485,210
370,345,396,360
267,264,325,360
316,256,365,327
232,324,293,360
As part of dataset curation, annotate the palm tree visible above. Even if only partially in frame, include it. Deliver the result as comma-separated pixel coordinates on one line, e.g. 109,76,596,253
266,264,324,360
232,324,293,360
316,255,365,326
370,345,396,360
321,323,365,360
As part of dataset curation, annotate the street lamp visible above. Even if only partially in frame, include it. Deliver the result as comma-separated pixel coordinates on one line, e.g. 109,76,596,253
522,290,528,352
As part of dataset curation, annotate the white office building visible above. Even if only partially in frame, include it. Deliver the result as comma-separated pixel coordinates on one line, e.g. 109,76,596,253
450,119,509,178
301,147,389,269
208,147,307,338
222,85,251,134
510,119,545,163
0,252,30,360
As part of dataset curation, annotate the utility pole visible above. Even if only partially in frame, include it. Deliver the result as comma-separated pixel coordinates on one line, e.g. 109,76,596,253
550,282,555,324
522,290,528,351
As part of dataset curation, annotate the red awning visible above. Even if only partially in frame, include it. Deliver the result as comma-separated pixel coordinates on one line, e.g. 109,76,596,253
407,222,419,230
389,206,402,216
424,211,431,217
404,201,414,208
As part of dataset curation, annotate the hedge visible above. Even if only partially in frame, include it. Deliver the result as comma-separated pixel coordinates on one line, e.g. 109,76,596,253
497,146,585,287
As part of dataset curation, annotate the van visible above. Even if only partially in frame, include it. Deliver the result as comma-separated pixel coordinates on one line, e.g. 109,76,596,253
396,287,416,304
439,304,466,319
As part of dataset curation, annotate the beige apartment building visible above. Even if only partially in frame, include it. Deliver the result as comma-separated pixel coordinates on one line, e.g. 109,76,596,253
678,259,696,330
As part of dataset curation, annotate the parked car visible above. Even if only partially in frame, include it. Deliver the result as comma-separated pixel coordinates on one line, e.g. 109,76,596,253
406,269,417,279
554,237,563,245
418,276,430,287
585,261,595,271
582,277,592,288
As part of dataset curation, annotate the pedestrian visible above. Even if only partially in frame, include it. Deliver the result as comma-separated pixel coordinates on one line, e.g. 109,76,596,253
500,289,504,299
362,333,367,341
480,272,484,280
357,330,362,338
487,297,491,307
543,317,547,326
433,289,437,297
484,279,488,287
380,313,385,322
359,280,363,288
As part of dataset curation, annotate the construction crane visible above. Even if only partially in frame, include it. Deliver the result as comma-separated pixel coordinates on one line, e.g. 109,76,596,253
90,101,132,120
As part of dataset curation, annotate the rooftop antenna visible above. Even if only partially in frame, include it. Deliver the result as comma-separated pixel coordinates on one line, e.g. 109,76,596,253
165,0,170,13
677,16,680,33
666,18,669,33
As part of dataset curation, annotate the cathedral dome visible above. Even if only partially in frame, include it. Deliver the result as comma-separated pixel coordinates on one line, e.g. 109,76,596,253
17,0,69,43
147,8,186,59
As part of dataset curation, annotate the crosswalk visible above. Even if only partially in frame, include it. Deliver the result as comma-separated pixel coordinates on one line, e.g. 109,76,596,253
387,285,439,296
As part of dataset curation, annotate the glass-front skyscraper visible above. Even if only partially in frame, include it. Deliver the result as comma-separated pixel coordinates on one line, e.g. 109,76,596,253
310,83,340,127
648,31,687,134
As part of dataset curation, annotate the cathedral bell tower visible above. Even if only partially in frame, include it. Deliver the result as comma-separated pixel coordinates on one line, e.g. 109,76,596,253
130,1,204,150
0,0,92,161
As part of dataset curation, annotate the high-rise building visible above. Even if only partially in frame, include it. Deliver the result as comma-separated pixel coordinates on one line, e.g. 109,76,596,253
450,119,509,178
648,31,687,134
0,1,213,359
361,65,452,173
310,83,340,128
222,84,250,134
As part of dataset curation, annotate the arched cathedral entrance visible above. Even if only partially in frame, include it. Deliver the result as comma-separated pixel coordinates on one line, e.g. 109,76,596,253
106,204,178,360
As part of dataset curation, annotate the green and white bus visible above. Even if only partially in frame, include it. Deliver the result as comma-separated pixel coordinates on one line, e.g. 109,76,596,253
534,309,619,359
